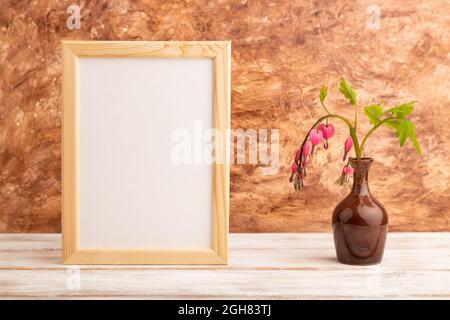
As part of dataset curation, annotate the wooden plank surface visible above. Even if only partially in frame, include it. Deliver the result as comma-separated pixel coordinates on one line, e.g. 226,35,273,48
0,233,449,299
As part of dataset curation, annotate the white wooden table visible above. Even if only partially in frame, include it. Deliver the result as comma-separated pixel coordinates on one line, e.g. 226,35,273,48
0,233,449,299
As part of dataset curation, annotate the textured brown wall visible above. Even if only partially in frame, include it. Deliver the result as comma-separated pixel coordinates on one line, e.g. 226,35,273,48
0,0,449,232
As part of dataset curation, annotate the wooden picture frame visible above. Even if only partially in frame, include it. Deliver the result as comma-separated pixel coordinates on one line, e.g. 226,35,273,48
62,41,230,264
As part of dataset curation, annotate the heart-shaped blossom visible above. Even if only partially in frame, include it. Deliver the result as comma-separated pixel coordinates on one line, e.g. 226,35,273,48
295,149,301,162
343,136,353,161
302,141,312,168
336,165,354,185
303,141,311,157
309,129,323,145
319,123,335,149
289,162,300,183
321,123,336,139
309,129,323,155
343,166,354,175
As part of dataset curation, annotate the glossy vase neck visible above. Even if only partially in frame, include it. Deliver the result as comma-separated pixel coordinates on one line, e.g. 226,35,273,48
349,157,373,196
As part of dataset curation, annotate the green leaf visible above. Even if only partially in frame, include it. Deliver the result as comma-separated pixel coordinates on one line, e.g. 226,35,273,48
339,78,357,106
319,85,328,103
387,101,416,117
396,118,423,155
364,104,384,125
384,118,401,129
397,119,411,146
410,130,423,156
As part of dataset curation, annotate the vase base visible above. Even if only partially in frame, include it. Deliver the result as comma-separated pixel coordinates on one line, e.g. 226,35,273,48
332,223,388,266
335,257,383,266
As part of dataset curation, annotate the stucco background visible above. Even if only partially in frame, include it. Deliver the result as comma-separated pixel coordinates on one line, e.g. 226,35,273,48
0,0,449,232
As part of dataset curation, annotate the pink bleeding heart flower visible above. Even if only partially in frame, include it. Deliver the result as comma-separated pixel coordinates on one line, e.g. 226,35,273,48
295,149,301,162
343,166,354,175
319,123,335,149
289,162,299,183
336,165,354,185
343,136,353,161
301,142,312,172
309,129,323,155
303,141,311,159
319,123,335,139
303,141,311,157
301,159,308,176
309,130,323,145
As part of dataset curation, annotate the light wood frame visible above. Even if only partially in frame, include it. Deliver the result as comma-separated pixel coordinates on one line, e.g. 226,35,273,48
62,41,230,265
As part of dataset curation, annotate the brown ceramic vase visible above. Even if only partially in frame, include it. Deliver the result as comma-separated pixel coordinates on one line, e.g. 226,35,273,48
332,158,388,265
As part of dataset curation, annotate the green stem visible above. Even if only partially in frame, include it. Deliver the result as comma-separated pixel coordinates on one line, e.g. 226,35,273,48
359,117,396,155
351,100,361,159
320,101,332,115
350,127,361,160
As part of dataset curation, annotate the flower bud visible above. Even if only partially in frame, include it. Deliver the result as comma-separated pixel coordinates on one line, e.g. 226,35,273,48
343,136,353,161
